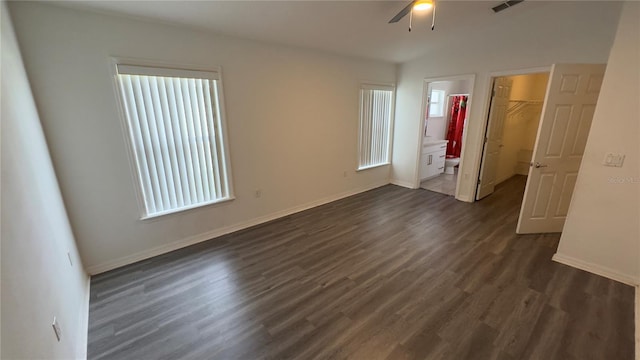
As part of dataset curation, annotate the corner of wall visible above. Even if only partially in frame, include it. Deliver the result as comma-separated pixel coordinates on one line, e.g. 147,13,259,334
76,278,91,359
390,179,417,189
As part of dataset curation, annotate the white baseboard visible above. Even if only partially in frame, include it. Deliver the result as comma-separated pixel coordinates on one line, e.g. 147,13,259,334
552,252,639,286
87,181,389,275
390,179,416,189
455,192,473,203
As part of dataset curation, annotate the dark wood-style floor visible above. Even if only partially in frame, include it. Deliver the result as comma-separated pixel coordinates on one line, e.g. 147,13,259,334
88,176,635,360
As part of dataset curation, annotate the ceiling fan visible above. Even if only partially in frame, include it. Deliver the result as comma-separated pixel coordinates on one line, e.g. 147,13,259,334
388,0,436,32
388,0,525,32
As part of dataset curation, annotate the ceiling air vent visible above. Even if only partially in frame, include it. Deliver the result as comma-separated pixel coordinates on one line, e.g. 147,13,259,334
492,0,524,13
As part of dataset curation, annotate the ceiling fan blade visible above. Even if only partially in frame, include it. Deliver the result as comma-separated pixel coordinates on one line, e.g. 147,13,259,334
388,1,416,23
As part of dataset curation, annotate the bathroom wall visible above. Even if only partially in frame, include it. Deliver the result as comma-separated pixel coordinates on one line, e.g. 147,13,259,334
424,79,472,140
495,73,549,184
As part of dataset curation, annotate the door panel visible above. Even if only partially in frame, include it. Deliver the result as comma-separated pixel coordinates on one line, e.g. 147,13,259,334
516,64,605,234
531,173,555,218
570,105,596,155
555,173,578,216
476,77,512,200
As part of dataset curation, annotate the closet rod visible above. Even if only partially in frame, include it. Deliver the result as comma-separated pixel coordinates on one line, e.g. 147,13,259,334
448,93,470,97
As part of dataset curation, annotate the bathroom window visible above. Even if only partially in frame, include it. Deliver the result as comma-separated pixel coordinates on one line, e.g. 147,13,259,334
358,84,395,170
114,62,234,219
429,89,446,117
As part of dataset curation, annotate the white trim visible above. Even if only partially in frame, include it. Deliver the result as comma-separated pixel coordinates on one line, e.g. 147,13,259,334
109,56,235,219
636,286,639,360
635,286,639,360
470,66,552,201
414,74,476,201
455,193,474,203
140,196,235,220
552,252,639,286
360,83,395,91
109,57,148,221
214,65,236,205
76,277,91,360
357,163,391,171
111,56,222,75
390,178,417,189
116,64,219,80
86,180,390,275
487,65,551,78
358,84,396,169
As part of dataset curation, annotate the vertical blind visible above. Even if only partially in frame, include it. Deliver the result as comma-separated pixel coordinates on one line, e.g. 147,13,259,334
358,87,394,169
116,64,232,218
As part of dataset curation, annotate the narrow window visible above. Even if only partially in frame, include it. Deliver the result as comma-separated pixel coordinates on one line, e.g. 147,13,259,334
115,63,233,218
358,84,395,170
429,89,445,117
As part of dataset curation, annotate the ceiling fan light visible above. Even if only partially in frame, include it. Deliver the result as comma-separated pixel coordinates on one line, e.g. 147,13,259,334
413,0,433,11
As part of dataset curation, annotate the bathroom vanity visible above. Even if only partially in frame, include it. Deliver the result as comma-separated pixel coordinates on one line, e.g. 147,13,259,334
420,140,448,180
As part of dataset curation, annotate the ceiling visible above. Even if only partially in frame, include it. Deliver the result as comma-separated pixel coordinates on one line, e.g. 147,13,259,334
53,0,548,63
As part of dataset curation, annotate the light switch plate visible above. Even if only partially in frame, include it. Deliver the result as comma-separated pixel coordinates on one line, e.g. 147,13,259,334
603,153,625,167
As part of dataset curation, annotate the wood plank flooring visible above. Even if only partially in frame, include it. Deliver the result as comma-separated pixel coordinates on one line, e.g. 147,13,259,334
88,176,635,359
420,172,457,196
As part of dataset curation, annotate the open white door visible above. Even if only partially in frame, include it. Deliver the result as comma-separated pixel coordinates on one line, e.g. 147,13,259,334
517,63,605,234
476,77,512,200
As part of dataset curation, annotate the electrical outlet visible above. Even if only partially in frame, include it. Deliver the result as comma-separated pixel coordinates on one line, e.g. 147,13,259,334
52,317,62,342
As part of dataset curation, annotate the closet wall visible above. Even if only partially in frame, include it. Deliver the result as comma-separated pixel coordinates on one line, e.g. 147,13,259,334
495,73,549,184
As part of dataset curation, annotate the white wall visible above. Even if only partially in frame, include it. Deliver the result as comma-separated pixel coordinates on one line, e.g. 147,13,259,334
509,73,548,102
9,2,396,273
555,2,640,285
392,1,622,199
1,3,90,358
425,79,472,140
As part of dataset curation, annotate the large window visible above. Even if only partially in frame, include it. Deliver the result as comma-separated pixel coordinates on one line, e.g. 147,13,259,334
115,63,233,218
358,84,395,170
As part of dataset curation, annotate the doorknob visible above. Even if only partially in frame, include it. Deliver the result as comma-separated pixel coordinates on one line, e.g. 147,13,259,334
532,162,548,168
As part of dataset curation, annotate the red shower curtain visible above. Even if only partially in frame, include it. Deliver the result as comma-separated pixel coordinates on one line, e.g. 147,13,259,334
445,95,468,158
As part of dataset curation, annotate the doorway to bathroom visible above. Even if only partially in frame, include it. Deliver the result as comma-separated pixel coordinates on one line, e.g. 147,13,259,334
418,75,474,197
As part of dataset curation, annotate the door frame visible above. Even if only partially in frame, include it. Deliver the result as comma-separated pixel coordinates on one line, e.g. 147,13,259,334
473,66,551,200
413,74,476,199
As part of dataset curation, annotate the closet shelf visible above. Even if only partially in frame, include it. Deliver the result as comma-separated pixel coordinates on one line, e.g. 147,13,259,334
507,100,543,116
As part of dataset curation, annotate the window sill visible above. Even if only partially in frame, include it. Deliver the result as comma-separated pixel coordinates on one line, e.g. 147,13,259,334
140,196,235,221
357,163,391,172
